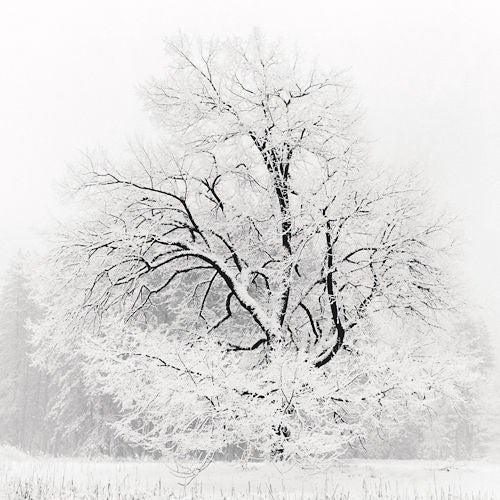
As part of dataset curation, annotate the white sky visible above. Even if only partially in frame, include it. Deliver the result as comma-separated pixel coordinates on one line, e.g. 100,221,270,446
0,0,498,343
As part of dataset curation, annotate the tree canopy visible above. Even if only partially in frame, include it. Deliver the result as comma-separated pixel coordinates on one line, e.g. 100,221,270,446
33,35,474,466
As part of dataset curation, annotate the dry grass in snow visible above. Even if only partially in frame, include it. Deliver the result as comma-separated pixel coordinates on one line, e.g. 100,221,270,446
0,449,499,499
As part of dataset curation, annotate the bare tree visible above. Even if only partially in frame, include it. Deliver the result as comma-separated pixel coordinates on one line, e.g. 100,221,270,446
34,35,470,466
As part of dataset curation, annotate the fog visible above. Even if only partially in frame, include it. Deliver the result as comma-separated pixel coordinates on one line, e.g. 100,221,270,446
0,0,498,348
1,5,500,492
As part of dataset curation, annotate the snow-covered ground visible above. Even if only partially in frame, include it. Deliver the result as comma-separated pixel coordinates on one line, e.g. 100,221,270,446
0,448,499,499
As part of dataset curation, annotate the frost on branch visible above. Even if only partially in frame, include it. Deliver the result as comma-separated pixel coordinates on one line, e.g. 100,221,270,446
35,34,473,466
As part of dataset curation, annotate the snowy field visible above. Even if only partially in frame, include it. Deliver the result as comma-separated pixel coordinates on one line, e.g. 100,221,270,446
1,449,499,499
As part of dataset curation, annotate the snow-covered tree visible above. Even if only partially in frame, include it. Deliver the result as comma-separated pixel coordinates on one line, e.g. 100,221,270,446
0,256,48,452
34,34,474,466
347,319,492,460
41,354,135,457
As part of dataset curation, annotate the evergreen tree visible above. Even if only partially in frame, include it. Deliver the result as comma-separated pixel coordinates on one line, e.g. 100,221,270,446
0,256,48,452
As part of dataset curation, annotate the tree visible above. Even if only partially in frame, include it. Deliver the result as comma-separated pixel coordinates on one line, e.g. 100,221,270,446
346,319,492,460
0,256,48,452
0,256,126,457
40,352,135,457
34,34,473,466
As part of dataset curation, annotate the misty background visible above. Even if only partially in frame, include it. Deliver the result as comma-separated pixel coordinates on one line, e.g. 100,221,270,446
1,2,498,349
0,0,498,460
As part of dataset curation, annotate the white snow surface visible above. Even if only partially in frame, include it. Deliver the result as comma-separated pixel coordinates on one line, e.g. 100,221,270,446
0,452,499,499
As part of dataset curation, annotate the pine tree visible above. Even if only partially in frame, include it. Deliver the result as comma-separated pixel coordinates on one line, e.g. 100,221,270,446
0,256,48,451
